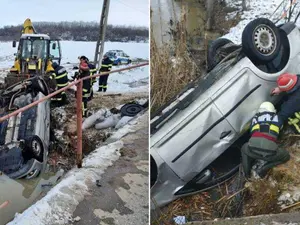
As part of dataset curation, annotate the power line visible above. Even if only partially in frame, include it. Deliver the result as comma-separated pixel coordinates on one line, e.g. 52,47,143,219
115,0,149,16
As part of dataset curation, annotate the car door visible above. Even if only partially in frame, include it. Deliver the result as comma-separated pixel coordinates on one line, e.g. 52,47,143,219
119,52,125,63
212,64,277,133
152,97,237,182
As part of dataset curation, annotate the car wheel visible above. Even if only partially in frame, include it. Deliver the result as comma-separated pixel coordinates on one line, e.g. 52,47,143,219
207,38,233,72
24,135,44,162
242,18,281,63
127,60,132,65
31,77,50,96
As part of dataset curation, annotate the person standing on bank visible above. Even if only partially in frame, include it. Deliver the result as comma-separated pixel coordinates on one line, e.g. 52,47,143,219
98,54,113,92
78,56,91,117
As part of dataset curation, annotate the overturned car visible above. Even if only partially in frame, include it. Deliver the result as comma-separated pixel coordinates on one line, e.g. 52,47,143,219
0,77,50,179
150,18,300,207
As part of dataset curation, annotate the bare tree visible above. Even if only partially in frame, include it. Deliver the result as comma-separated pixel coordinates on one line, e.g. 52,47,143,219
206,0,215,31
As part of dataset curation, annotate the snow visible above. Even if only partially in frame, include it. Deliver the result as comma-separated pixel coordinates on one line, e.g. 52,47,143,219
0,41,149,93
91,65,149,93
7,113,147,225
223,0,298,44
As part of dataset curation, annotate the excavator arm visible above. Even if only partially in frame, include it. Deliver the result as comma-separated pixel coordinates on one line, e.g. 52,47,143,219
22,18,37,34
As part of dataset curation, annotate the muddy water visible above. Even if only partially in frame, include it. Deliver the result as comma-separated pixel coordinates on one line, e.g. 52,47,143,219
0,168,63,225
151,0,221,48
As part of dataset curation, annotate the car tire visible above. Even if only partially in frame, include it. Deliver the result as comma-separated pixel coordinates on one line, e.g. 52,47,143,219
24,135,44,162
127,60,132,65
242,18,281,63
31,77,50,96
207,38,233,72
120,103,144,117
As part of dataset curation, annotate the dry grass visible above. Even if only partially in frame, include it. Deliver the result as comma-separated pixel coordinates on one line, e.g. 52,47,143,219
150,8,199,113
243,179,281,216
151,193,213,225
150,0,242,113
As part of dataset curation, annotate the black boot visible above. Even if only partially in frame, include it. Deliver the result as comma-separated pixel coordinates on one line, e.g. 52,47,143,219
98,87,102,92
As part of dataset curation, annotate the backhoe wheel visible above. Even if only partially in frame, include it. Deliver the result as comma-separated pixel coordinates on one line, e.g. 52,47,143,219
242,18,281,63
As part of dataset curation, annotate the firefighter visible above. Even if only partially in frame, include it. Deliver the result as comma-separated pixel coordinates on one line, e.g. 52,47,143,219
78,56,91,117
50,62,69,107
98,54,113,92
87,60,97,101
271,73,300,132
241,102,290,178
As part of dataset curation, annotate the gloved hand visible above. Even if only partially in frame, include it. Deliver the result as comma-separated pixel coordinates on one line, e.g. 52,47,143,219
271,87,281,96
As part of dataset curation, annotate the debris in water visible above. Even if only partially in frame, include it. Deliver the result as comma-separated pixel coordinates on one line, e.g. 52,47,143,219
41,183,54,188
96,180,102,187
74,216,81,222
0,200,9,209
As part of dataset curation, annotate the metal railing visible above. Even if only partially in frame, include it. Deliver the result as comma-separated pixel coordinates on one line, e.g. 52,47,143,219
0,62,149,167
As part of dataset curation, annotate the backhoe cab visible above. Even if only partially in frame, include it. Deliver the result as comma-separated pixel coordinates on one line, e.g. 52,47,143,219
6,18,62,86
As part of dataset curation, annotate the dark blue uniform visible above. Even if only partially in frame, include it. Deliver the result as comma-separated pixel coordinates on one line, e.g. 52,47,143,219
277,75,300,128
50,65,69,106
98,57,113,92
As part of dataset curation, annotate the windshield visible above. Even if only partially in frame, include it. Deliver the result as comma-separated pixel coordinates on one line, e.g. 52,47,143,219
21,39,48,59
106,52,116,58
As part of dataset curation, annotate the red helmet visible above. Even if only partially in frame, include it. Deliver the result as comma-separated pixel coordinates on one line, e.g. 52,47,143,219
277,73,298,92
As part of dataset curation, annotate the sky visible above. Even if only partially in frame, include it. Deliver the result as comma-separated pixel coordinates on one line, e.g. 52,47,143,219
0,0,149,28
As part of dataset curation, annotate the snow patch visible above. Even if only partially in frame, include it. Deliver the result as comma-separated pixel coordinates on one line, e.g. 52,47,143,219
223,0,283,44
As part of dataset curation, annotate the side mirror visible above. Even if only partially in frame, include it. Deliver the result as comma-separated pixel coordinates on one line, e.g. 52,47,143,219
52,43,56,50
12,41,16,48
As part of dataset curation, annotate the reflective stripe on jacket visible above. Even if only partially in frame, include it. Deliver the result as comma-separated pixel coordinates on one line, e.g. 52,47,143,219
53,66,69,88
250,111,281,139
100,58,113,72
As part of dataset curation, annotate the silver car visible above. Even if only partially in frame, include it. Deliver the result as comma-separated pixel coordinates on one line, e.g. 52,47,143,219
150,18,300,207
0,76,50,179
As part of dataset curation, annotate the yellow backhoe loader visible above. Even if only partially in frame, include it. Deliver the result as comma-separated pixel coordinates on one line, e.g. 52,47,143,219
5,18,62,87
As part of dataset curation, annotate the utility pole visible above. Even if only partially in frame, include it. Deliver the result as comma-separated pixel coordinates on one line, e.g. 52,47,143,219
94,0,110,69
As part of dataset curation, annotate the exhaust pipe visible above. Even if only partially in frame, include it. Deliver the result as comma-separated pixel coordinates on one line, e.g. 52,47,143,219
5,115,16,144
13,113,22,141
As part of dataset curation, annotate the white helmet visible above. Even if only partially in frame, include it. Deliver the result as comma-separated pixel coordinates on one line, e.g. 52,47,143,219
258,101,276,113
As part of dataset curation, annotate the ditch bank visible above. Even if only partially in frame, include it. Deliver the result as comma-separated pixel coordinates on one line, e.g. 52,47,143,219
8,105,149,225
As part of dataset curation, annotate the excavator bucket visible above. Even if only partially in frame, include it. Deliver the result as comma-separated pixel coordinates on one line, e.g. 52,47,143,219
22,18,36,34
